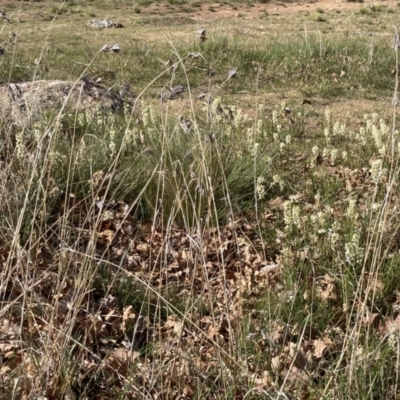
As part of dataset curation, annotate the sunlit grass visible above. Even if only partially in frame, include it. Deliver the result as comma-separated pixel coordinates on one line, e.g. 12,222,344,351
1,1,400,398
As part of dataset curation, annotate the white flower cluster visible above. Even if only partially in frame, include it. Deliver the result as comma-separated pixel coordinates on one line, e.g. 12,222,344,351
283,198,301,230
310,210,327,234
15,130,26,161
370,159,387,184
345,233,364,265
272,174,285,191
346,198,357,219
364,113,390,156
256,176,266,200
327,221,341,251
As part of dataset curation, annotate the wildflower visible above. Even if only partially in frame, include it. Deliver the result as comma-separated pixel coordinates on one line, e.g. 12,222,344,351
370,159,384,183
233,107,243,128
333,121,346,136
346,198,357,219
15,130,25,161
256,176,266,200
327,221,340,251
283,200,292,227
324,127,331,144
108,122,116,158
250,142,259,156
272,109,279,126
283,200,301,229
345,233,363,265
324,108,331,127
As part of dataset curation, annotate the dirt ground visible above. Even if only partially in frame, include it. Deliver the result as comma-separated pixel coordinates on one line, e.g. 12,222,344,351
142,0,399,19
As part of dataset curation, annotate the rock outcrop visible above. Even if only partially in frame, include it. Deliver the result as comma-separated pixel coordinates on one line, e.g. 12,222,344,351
0,77,128,126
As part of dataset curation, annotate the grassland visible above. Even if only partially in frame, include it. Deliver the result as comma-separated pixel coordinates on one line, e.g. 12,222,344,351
1,0,400,399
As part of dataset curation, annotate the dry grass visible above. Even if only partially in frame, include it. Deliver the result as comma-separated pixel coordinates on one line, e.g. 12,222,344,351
1,1,400,399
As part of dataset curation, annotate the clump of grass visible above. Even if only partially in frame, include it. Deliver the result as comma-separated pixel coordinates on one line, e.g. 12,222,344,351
359,6,371,14
310,11,326,22
167,0,187,4
138,0,153,6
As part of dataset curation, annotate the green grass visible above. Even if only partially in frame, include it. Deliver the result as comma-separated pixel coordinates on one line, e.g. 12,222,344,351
2,32,394,100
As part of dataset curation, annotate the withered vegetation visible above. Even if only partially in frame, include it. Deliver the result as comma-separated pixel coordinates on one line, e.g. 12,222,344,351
2,1,400,399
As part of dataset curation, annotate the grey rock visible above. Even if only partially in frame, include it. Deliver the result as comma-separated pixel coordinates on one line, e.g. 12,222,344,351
87,19,124,29
0,78,130,126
